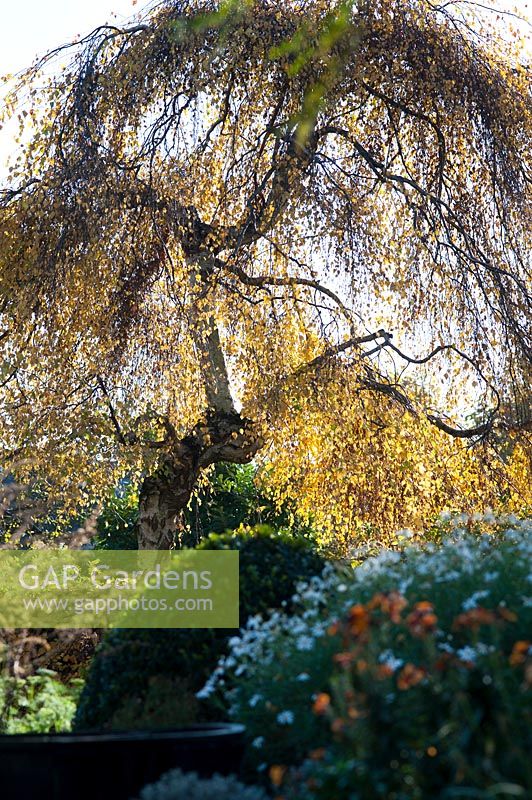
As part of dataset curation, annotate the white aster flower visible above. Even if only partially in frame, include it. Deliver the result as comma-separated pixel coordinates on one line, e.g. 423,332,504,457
276,710,295,726
462,590,490,611
438,643,455,654
457,646,477,662
378,650,403,672
249,694,263,708
295,635,315,651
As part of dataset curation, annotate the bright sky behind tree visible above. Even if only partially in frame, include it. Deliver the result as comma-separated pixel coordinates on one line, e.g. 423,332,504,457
0,0,139,76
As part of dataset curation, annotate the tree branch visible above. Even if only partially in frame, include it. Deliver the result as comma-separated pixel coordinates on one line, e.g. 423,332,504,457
96,376,127,445
222,261,357,334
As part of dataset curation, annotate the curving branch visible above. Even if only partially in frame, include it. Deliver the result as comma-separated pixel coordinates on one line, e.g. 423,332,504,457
221,261,357,334
425,414,494,438
277,328,503,439
96,375,127,445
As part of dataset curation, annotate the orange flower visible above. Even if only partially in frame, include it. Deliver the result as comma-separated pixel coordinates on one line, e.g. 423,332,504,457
453,607,496,630
312,692,331,715
397,663,426,690
367,592,386,611
347,604,370,636
309,748,326,761
406,601,438,637
333,651,355,668
388,591,408,623
498,607,517,622
269,765,286,788
415,601,434,611
509,640,530,666
368,591,407,623
331,717,345,734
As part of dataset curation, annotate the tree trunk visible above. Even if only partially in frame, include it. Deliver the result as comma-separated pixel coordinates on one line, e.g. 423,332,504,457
137,260,262,550
137,410,262,549
137,458,199,550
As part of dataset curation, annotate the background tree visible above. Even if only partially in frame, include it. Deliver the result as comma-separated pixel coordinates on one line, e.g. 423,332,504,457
0,0,530,548
94,463,310,549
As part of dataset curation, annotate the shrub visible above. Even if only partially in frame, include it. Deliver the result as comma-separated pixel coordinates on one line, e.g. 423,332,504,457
73,526,324,730
194,525,323,618
106,676,200,731
205,514,532,793
188,463,310,540
135,768,268,800
288,595,532,799
94,482,139,549
0,669,83,733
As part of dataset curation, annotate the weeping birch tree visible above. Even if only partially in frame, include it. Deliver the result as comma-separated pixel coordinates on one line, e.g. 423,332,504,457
0,0,530,549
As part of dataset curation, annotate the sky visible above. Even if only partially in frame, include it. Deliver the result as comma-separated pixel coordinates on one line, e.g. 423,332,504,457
0,0,140,77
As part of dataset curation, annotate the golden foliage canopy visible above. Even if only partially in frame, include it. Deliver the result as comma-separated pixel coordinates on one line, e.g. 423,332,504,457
0,0,530,537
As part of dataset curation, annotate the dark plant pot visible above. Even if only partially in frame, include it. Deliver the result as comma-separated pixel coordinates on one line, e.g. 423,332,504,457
0,723,245,800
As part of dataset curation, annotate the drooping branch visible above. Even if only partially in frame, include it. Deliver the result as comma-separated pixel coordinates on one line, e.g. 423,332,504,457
294,330,393,376
270,327,504,439
425,414,494,439
96,375,127,445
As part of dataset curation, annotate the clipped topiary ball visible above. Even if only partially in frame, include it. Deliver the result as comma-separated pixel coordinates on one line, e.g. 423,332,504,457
73,526,324,731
